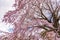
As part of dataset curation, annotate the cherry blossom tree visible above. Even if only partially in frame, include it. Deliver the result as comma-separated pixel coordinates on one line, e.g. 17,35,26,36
1,0,60,40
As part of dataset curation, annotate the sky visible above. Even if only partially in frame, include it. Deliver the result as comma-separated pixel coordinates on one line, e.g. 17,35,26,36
0,0,15,33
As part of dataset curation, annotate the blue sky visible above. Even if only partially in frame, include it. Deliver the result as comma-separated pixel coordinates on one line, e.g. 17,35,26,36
0,0,15,33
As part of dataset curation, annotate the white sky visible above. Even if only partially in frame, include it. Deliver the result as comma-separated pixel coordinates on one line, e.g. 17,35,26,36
0,0,15,33
0,0,15,18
